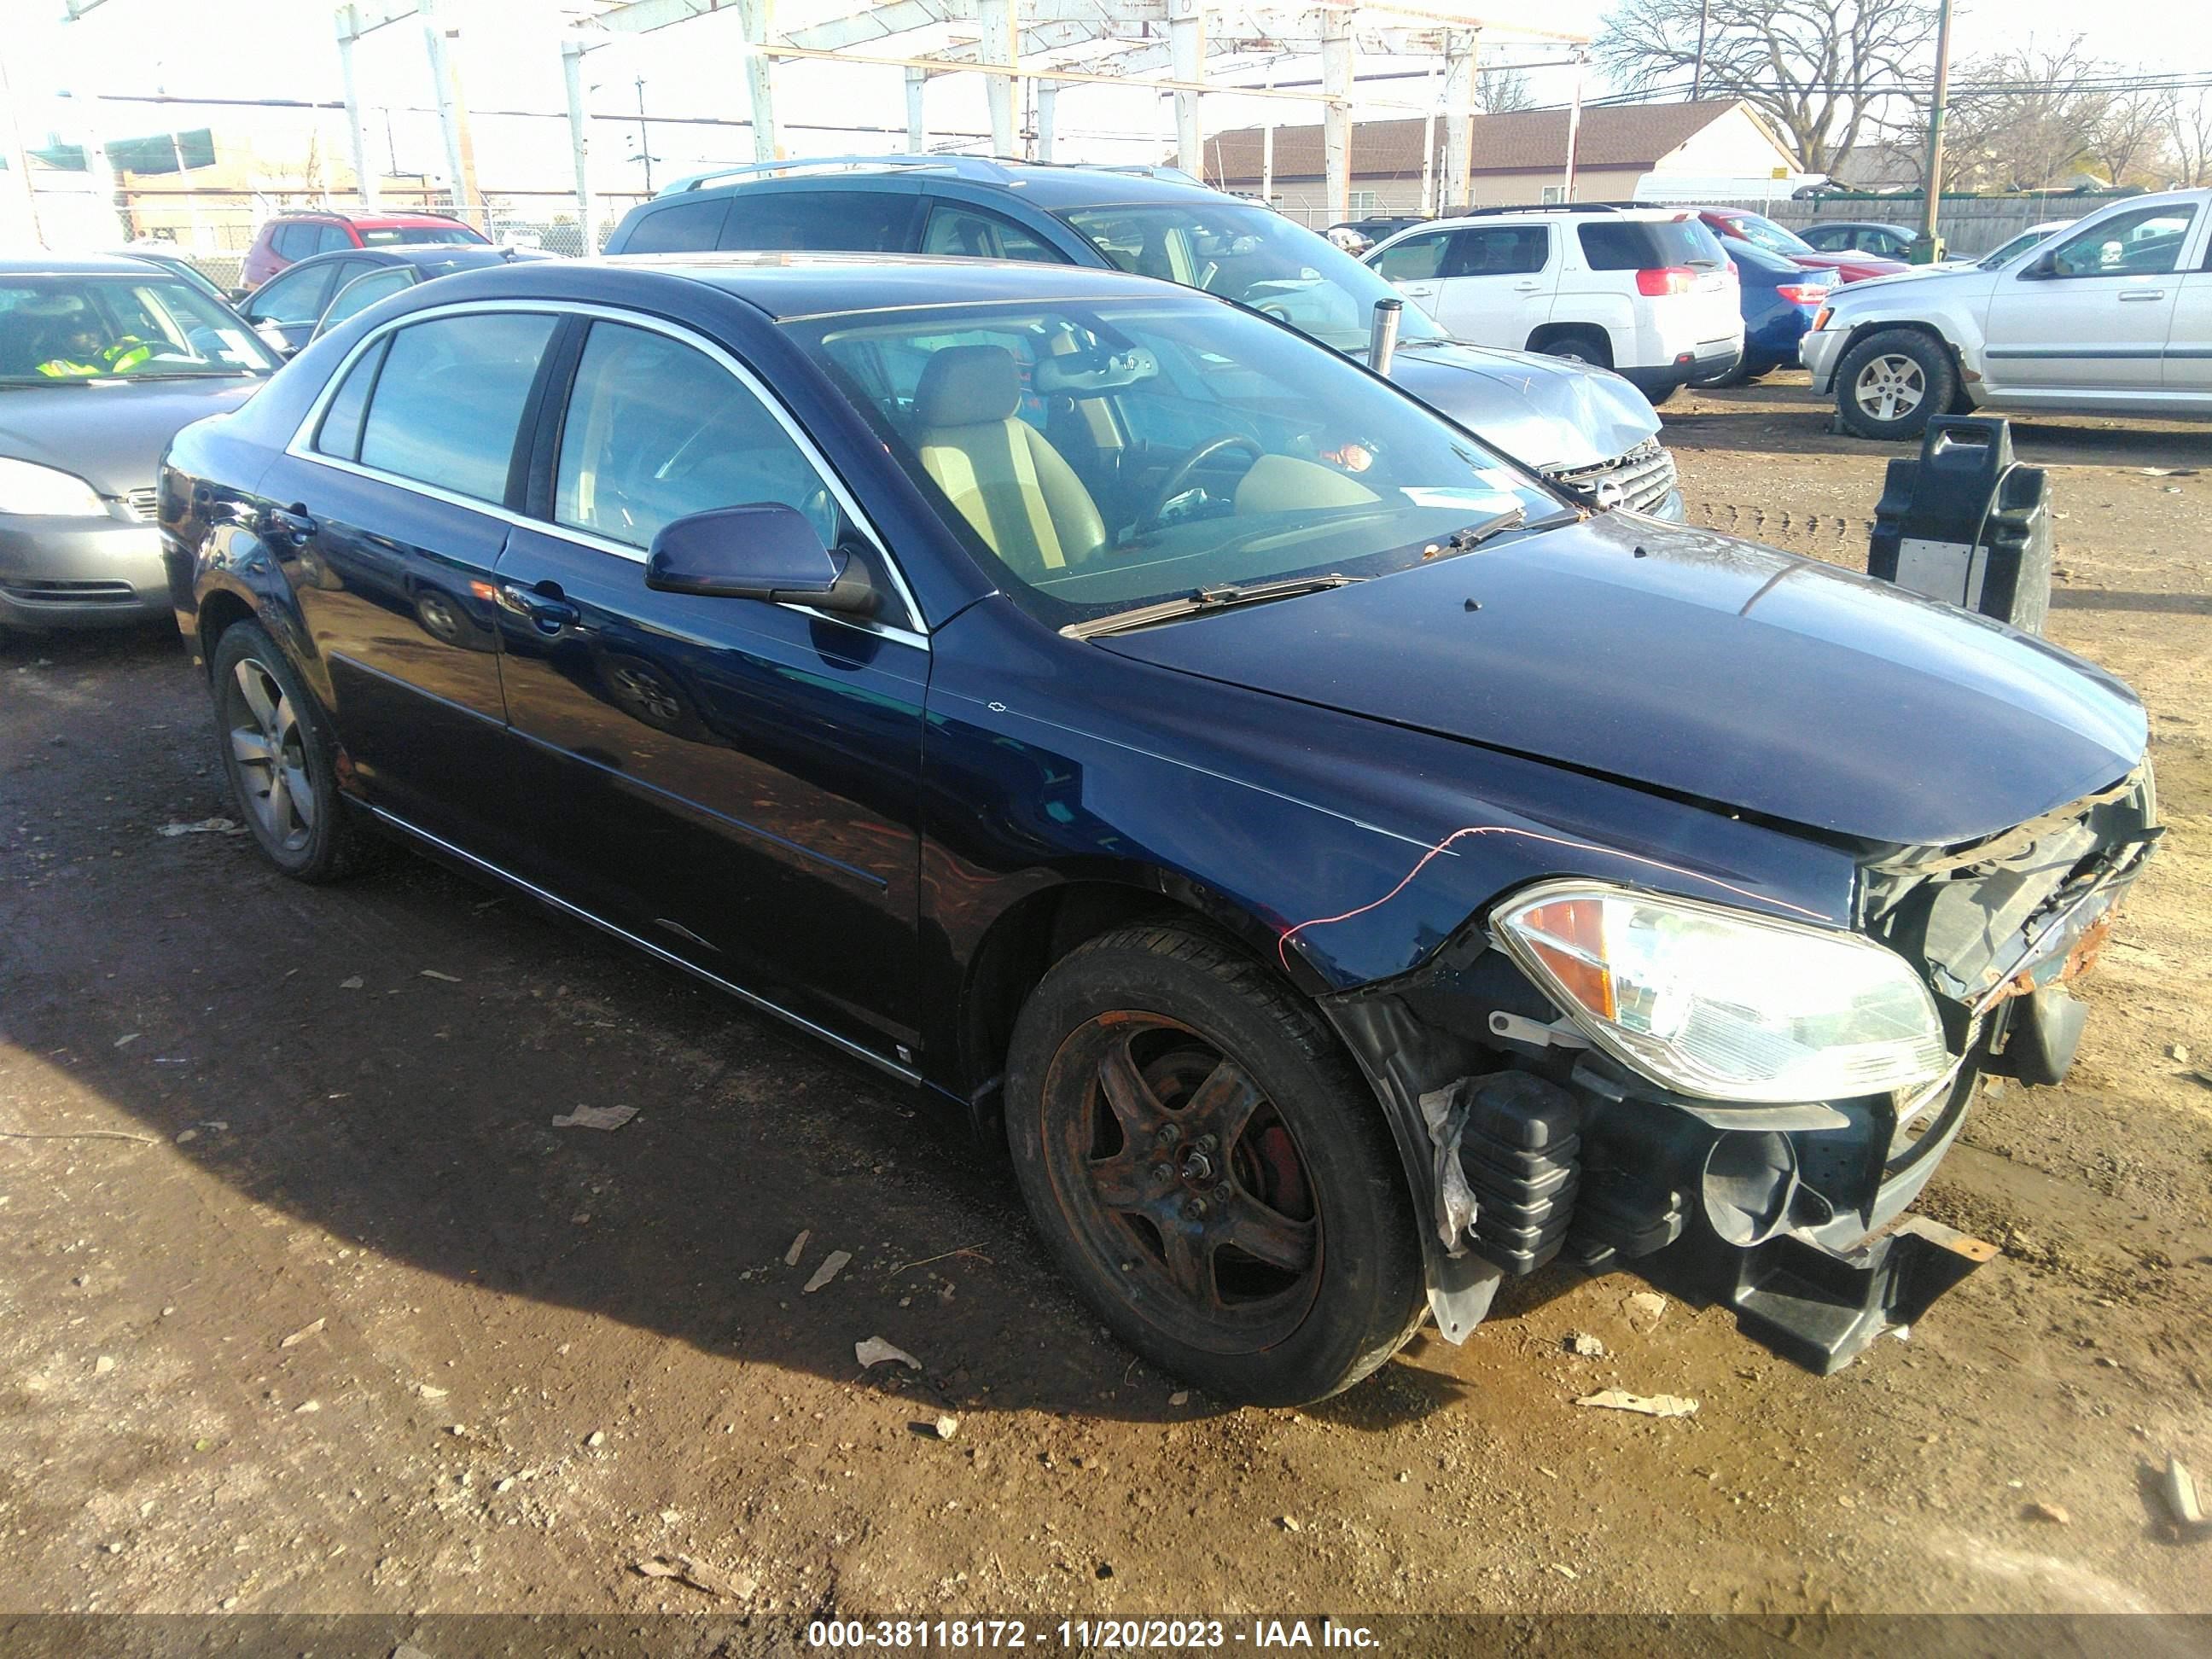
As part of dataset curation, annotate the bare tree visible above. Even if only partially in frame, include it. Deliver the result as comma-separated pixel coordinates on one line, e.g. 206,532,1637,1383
1908,41,2109,192
2090,88,2171,187
2167,88,2212,186
1596,0,1941,176
1476,63,1534,115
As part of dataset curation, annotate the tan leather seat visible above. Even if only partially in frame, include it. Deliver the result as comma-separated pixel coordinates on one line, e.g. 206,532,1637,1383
913,345,1108,579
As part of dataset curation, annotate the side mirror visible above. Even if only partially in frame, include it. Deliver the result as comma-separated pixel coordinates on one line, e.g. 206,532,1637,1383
2023,250,2058,279
646,503,877,615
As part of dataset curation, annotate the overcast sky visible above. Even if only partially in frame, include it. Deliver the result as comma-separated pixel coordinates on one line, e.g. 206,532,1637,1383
5,0,2207,199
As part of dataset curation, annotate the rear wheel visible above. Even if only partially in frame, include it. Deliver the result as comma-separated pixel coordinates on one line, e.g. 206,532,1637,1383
211,619,377,882
1837,328,1957,440
1004,923,1426,1405
1535,327,1611,369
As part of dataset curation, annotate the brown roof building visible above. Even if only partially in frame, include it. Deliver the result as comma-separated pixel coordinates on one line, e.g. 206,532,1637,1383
1202,99,1802,222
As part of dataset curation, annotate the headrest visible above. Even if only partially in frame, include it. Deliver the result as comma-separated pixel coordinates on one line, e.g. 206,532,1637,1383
915,344,1022,428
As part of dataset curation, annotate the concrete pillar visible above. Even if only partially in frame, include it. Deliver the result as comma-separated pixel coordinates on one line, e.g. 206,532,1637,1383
739,0,777,163
905,65,928,154
1321,11,1352,224
335,7,379,208
562,38,595,251
419,0,481,229
1420,67,1436,218
1035,82,1057,162
979,0,1017,156
1441,29,1476,216
0,55,46,247
1168,0,1204,178
1260,61,1274,205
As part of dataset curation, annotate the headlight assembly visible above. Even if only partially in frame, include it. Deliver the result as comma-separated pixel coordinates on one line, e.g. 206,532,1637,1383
1493,882,1948,1103
0,457,108,518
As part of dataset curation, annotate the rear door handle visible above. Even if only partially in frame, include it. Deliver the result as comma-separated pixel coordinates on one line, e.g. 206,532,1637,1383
2119,288,2168,301
263,504,316,547
1513,280,1542,291
498,579,579,634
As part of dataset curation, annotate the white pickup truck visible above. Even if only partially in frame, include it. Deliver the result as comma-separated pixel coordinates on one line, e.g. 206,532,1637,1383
1801,189,2212,439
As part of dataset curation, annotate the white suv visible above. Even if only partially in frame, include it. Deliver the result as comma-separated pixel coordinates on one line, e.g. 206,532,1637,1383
1802,189,2212,439
1365,207,1743,405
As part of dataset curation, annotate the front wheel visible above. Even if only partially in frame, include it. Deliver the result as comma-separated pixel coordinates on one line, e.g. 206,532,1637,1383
1004,923,1426,1405
1836,328,1958,440
211,619,378,882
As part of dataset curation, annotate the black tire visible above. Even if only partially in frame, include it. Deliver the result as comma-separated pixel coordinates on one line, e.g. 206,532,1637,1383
1691,355,1753,389
1643,381,1681,407
1535,328,1611,369
1004,923,1426,1406
1835,327,1958,440
209,618,379,882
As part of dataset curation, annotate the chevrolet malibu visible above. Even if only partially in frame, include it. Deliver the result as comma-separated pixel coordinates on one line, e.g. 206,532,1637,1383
161,256,2157,1405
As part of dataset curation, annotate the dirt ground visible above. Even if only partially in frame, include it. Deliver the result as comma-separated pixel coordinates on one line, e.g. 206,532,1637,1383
3,372,2209,1633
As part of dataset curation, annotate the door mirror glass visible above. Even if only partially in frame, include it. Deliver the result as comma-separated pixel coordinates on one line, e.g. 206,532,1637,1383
646,504,876,614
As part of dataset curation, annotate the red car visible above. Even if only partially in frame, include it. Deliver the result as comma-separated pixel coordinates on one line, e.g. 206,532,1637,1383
1691,207,1907,284
238,209,488,291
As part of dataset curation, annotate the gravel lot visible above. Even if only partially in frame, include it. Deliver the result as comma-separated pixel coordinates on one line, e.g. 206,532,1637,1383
3,372,2208,1627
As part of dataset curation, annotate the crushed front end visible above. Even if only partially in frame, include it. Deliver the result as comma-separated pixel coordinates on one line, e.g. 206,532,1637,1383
1323,767,2160,1373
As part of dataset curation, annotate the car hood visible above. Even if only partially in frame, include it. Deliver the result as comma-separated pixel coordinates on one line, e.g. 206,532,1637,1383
0,377,264,495
1382,341,1662,471
1093,514,2146,847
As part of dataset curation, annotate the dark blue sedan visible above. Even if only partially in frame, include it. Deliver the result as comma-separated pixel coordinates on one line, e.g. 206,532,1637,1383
1696,239,1832,387
159,254,2155,1404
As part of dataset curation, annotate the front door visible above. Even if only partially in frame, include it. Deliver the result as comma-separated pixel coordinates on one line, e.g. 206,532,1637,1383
264,307,559,852
491,315,929,1057
1984,202,2197,393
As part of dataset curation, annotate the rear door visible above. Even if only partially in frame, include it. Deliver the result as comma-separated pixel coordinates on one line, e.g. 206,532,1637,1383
1427,224,1557,346
264,305,561,853
490,312,928,1057
2160,211,2212,397
1984,202,2194,393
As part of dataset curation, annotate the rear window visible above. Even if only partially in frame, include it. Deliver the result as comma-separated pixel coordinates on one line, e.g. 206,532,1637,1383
717,191,917,253
359,224,486,247
1578,219,1726,271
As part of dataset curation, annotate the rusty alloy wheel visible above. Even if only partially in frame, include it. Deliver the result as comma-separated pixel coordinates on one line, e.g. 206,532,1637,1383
1039,1011,1323,1354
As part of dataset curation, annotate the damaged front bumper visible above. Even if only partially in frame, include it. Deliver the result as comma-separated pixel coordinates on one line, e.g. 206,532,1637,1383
1322,767,2159,1373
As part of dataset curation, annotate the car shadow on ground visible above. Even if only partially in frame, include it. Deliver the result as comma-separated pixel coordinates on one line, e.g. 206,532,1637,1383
1,623,1477,1429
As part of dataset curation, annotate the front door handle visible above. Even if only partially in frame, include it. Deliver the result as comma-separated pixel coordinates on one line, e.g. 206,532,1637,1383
1513,280,1542,291
2118,288,2168,301
498,579,579,635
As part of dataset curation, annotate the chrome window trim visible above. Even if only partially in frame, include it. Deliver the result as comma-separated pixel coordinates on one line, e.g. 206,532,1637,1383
283,296,929,649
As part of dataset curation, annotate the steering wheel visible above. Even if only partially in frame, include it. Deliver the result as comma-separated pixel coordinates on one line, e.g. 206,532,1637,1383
1138,434,1265,532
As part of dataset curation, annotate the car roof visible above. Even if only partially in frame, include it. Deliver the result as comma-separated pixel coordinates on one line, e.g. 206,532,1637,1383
452,250,1204,320
270,207,474,226
657,157,1240,215
0,253,203,276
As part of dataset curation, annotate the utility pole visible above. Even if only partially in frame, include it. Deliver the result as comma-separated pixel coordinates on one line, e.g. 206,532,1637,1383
0,53,43,248
1691,0,1711,100
634,76,653,194
1561,51,1586,203
1917,0,1953,256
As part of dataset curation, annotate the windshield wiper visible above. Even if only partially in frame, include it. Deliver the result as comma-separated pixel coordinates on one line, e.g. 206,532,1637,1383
1435,504,1526,550
1062,573,1365,640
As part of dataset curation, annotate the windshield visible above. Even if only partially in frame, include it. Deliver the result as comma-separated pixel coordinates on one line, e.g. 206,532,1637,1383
359,224,486,247
1057,201,1447,355
0,275,278,383
1726,212,1816,257
790,297,1563,633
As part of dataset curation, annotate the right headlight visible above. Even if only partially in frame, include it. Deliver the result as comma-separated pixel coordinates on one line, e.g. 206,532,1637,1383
0,457,107,518
1493,882,1949,1104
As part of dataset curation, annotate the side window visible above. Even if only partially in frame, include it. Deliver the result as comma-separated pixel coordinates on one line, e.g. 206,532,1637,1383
319,267,413,334
556,322,843,552
270,223,311,262
358,311,557,502
621,199,730,253
921,205,1062,263
1452,226,1549,277
719,192,917,253
315,223,354,254
2047,207,2197,278
243,262,335,326
1372,232,1449,282
313,335,390,461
